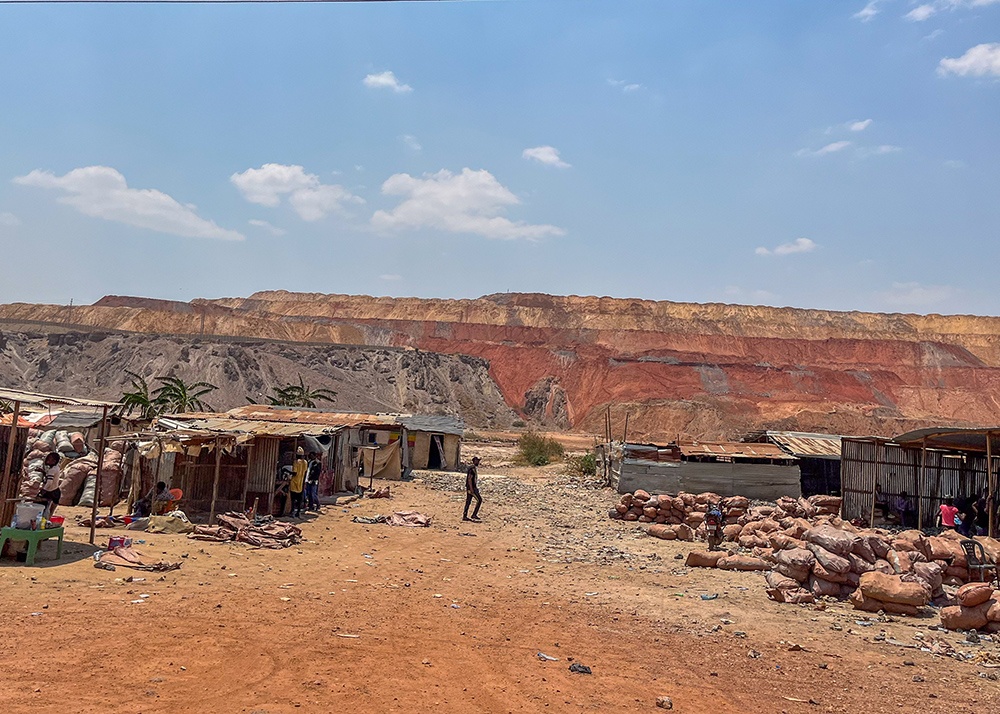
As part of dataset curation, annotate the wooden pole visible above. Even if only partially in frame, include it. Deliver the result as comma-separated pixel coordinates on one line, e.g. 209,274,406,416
89,404,110,545
869,481,878,529
622,412,630,445
209,436,222,524
239,441,250,513
1,400,22,547
988,431,995,538
918,439,927,531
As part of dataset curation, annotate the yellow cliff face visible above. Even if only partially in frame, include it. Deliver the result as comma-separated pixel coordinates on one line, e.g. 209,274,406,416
3,291,1000,439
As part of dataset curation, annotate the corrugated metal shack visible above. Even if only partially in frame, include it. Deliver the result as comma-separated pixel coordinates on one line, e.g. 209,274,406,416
0,387,119,540
157,406,464,516
609,439,801,500
841,427,1000,534
745,430,843,497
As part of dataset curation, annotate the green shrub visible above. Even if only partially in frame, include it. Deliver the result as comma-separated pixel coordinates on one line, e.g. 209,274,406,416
517,431,565,466
565,452,597,477
512,420,526,428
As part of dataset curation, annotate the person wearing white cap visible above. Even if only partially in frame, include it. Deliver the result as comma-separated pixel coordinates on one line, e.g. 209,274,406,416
289,447,307,518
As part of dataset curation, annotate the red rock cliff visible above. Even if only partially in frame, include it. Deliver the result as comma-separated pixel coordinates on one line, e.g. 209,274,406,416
3,291,1000,441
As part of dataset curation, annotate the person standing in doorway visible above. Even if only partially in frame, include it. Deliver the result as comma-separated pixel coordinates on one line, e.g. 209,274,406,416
290,447,307,518
463,456,483,522
305,452,322,511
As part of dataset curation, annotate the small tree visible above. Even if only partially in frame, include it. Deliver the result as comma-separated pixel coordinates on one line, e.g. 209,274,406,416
253,376,337,408
153,376,218,413
517,432,565,466
117,371,164,421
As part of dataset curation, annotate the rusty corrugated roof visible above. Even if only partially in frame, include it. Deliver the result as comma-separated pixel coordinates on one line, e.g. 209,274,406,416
224,405,402,428
0,387,119,409
157,416,342,439
764,431,843,459
678,440,795,460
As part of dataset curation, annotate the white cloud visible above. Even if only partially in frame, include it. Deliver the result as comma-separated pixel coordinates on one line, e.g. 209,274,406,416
372,168,565,240
856,144,903,158
13,166,243,241
379,273,402,281
400,134,422,152
230,164,363,221
907,0,1000,22
923,28,945,40
0,211,20,226
854,1,881,21
363,71,413,94
607,78,643,93
905,4,937,20
938,43,1000,77
248,219,287,236
755,238,817,257
880,281,954,308
522,146,571,169
849,118,873,131
796,141,853,158
944,159,966,168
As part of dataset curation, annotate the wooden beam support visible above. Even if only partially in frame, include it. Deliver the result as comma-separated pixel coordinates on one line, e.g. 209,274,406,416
89,404,110,545
209,436,222,524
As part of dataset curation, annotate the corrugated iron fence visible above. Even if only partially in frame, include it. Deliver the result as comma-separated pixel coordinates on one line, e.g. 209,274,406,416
842,438,989,528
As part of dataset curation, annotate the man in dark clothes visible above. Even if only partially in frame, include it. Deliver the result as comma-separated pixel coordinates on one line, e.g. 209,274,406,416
463,456,483,522
305,452,322,511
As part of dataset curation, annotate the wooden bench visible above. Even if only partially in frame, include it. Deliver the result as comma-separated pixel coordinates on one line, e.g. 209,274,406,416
0,526,64,566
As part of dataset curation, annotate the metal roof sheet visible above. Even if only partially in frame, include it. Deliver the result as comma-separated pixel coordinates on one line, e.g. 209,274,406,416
890,426,1000,453
224,405,402,428
678,440,796,460
158,416,342,439
0,387,119,409
396,414,464,436
763,431,843,459
623,443,682,463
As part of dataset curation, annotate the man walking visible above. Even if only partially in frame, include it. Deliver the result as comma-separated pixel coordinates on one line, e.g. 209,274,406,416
463,456,483,522
305,452,322,511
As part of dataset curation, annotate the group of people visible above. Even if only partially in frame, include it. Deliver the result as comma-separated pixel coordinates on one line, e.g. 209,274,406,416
274,447,323,518
875,483,993,535
936,494,992,537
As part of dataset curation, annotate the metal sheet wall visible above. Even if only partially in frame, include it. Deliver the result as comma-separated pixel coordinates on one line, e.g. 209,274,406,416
248,437,279,492
841,438,990,528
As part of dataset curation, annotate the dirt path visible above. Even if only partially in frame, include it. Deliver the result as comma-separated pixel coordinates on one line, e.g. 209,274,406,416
1,470,998,713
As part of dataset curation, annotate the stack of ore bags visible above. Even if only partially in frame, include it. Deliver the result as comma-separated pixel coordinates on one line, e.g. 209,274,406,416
19,431,126,508
940,583,1000,633
19,429,90,498
610,489,841,545
621,489,1000,620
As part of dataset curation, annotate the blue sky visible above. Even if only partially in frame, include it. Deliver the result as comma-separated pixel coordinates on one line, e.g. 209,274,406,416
1,0,998,314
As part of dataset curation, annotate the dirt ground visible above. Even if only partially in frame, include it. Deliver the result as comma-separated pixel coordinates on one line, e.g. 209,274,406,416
1,444,999,713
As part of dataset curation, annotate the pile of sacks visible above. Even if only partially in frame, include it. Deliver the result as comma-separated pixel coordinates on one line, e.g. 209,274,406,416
19,429,89,497
19,434,127,508
618,488,1000,619
940,582,1000,633
610,489,750,540
610,489,843,545
688,515,1000,616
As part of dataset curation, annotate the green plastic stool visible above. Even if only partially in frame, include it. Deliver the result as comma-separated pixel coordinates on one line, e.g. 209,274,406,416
0,526,64,566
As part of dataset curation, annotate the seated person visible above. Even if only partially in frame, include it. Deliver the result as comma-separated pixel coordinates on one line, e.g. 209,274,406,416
141,481,174,516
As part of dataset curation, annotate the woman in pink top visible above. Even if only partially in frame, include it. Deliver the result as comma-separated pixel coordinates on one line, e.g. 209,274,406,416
937,495,959,530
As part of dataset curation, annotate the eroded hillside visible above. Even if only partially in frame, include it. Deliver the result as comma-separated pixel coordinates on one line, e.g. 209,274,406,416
0,331,515,427
2,291,1000,440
